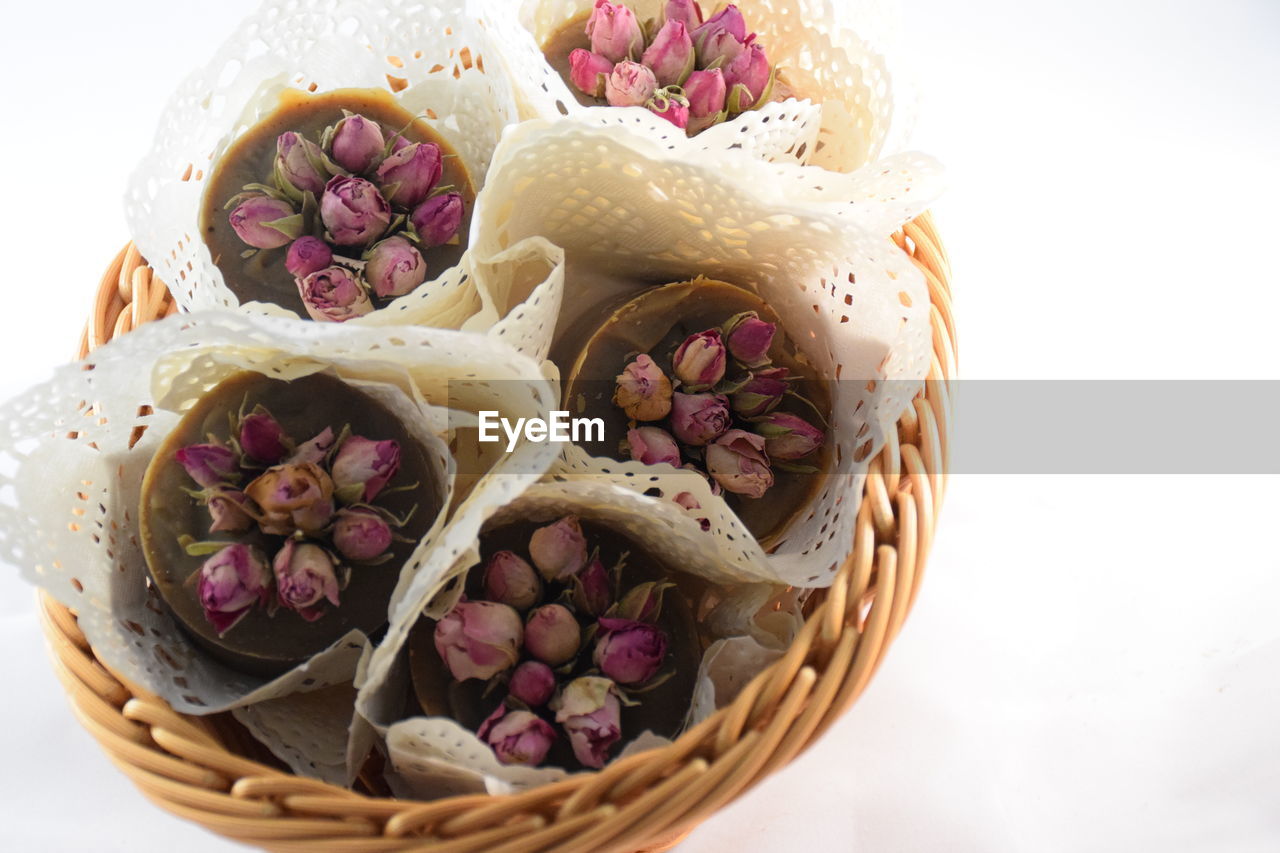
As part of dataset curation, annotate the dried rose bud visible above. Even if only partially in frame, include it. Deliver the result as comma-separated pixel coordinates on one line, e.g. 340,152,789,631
273,540,341,621
528,515,587,580
663,0,703,30
365,236,427,299
692,6,747,68
320,175,391,247
331,436,400,502
244,462,335,536
285,236,333,278
477,705,556,766
410,192,464,248
585,0,643,63
197,544,271,635
594,617,669,685
730,367,789,417
617,581,672,622
605,60,658,108
672,491,711,530
693,4,746,42
275,131,326,195
642,20,695,86
524,603,582,666
572,557,611,617
684,69,727,131
508,660,556,707
331,507,393,562
175,443,238,488
724,311,776,366
648,92,690,129
375,142,443,209
482,550,542,611
207,487,253,534
613,354,673,421
553,676,622,769
329,114,385,174
288,426,335,465
239,409,288,464
705,429,773,498
568,48,614,98
723,40,771,111
297,266,374,323
672,329,726,390
434,599,523,681
228,196,298,250
756,411,825,460
670,392,731,446
626,426,681,467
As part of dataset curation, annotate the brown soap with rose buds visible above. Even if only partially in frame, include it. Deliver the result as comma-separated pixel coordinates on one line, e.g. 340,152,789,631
139,371,443,677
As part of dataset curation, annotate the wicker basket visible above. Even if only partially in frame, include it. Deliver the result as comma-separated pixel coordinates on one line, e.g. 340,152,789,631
43,213,953,852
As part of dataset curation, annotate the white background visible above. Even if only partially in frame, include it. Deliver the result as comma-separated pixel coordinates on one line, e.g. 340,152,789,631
1,0,1278,850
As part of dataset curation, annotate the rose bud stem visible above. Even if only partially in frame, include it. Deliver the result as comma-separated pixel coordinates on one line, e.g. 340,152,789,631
524,603,582,666
613,354,673,421
434,599,524,681
297,266,374,323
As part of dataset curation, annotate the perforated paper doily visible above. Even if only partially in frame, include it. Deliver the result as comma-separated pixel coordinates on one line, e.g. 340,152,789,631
474,0,905,171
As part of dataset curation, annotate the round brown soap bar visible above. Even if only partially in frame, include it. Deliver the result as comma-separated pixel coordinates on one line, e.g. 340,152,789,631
408,517,706,771
562,277,832,548
200,87,476,316
139,371,443,678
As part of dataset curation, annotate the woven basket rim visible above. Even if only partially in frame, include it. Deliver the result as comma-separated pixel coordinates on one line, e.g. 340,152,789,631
47,211,954,853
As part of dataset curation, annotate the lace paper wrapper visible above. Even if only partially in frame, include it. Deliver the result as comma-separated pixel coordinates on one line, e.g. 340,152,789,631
475,0,902,171
354,479,794,797
123,0,566,343
469,118,934,586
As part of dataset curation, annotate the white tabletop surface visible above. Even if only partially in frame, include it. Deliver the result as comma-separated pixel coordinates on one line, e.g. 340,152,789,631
1,1,1278,850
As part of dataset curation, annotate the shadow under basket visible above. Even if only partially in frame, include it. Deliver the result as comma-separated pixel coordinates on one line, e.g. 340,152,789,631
45,213,955,853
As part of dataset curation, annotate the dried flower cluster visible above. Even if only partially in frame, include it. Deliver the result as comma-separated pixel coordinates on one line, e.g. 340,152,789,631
433,516,675,768
177,403,410,634
568,1,778,134
613,311,825,506
224,112,464,321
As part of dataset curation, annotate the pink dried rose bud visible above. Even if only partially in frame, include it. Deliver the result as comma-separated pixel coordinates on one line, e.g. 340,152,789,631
508,660,557,707
477,705,556,766
705,429,774,498
197,544,272,635
672,491,711,531
244,462,335,536
617,581,672,622
273,540,341,621
642,20,695,86
692,6,747,68
724,310,775,366
613,354,673,421
594,617,669,685
648,92,690,129
331,507,394,562
684,68,727,126
320,175,391,247
663,0,703,29
364,236,427,299
228,196,298,250
670,391,731,446
288,426,335,465
569,49,614,99
239,409,289,464
375,142,443,208
586,0,643,63
730,367,789,417
331,436,401,502
329,114,385,174
175,443,238,488
524,603,582,666
572,557,611,617
528,515,588,580
285,236,334,278
410,192,464,248
605,60,658,108
694,4,746,42
553,676,622,769
206,487,253,534
482,550,542,611
297,266,374,323
626,426,681,467
672,329,726,390
434,599,523,681
275,131,327,195
723,40,771,111
756,411,825,460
